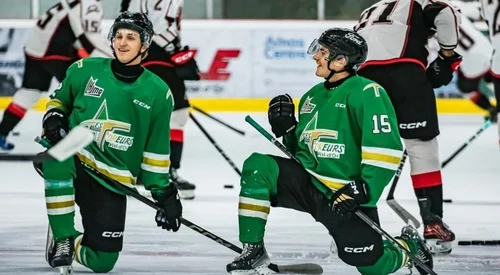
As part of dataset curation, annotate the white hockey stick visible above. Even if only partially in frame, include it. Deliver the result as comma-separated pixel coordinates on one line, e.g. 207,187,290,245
34,126,94,162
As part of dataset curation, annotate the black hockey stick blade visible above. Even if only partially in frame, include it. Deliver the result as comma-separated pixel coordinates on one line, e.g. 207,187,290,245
34,126,94,162
386,199,421,229
270,263,324,274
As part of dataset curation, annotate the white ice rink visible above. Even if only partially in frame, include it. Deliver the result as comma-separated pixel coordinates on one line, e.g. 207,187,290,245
1,112,500,274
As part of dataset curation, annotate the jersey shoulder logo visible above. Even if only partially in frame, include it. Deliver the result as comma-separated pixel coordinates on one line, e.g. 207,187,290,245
84,77,104,98
300,96,316,114
363,83,383,97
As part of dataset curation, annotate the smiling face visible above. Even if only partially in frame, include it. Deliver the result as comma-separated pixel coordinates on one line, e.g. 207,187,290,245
112,28,146,65
312,45,348,78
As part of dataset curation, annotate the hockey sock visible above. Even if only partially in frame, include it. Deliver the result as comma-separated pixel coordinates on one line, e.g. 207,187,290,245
0,103,26,136
238,153,279,243
45,179,76,239
170,140,183,169
356,239,413,275
74,234,119,273
469,91,492,110
414,185,443,219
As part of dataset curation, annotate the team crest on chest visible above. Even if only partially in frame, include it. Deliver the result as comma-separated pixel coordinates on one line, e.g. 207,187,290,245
300,96,316,114
80,100,134,152
84,77,104,98
299,112,345,160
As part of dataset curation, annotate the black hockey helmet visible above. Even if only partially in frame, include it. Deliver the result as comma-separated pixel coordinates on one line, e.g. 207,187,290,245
307,28,368,71
108,11,154,48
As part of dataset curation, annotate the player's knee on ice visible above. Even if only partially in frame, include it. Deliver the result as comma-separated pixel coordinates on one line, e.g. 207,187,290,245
240,153,279,193
83,250,119,273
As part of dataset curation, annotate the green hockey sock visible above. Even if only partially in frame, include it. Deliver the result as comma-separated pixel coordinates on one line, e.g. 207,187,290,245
238,153,279,244
356,239,411,275
45,179,76,240
74,234,120,273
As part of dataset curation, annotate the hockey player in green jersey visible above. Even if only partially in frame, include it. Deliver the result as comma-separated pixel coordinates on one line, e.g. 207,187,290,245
226,28,434,275
40,12,182,274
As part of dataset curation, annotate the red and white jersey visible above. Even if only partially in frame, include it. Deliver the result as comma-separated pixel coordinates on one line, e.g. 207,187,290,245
25,0,112,60
355,0,462,69
128,0,183,51
480,0,500,76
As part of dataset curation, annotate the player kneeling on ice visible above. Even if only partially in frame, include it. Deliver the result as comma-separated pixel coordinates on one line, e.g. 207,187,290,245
40,12,182,274
226,28,433,275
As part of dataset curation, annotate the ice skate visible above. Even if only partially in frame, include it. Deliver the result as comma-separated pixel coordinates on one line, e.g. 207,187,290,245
423,215,455,255
226,241,273,275
397,224,433,275
0,136,14,152
170,167,196,200
46,226,74,275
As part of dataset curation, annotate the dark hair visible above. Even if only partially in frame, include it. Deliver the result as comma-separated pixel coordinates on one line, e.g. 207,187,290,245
120,0,131,12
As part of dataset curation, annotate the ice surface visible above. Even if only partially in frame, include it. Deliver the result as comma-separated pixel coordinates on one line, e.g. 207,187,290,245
0,112,499,274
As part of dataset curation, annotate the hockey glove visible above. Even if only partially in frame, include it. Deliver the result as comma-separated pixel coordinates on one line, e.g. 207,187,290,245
268,94,297,138
152,184,183,232
42,108,69,145
169,46,200,81
330,180,370,216
427,50,462,88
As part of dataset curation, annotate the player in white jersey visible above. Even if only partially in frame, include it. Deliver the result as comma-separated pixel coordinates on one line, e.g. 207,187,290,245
447,1,497,122
121,0,199,199
355,0,461,254
0,0,113,152
480,0,500,144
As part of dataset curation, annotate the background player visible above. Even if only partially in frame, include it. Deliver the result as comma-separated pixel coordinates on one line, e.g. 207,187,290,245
480,0,500,145
41,12,182,274
227,28,433,275
0,0,113,152
355,0,461,254
121,0,199,199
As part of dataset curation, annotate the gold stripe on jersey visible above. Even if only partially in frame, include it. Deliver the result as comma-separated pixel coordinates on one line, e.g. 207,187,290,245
46,99,67,113
361,146,403,171
141,152,170,174
77,149,136,188
306,169,349,191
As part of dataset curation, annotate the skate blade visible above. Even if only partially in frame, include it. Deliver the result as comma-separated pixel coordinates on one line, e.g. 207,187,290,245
425,239,452,255
230,266,275,275
178,190,195,200
58,265,73,275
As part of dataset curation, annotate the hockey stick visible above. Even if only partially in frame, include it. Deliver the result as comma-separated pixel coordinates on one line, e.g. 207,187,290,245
191,105,246,136
33,126,94,163
245,115,437,275
385,151,422,228
35,137,323,275
441,118,491,167
189,112,242,177
386,119,492,226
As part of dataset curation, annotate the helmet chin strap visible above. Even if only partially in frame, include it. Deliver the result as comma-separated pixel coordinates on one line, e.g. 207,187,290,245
325,59,347,81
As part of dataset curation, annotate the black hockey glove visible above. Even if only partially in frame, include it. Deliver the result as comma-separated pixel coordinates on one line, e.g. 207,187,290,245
427,50,462,88
169,46,200,81
268,94,297,138
330,180,370,216
42,108,69,145
152,184,183,232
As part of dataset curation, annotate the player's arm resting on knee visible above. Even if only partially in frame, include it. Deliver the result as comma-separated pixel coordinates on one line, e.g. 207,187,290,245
43,61,81,145
424,0,463,88
140,88,182,232
333,82,403,213
268,94,298,154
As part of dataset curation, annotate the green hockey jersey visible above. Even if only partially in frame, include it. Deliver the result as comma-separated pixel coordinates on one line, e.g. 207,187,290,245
284,75,404,206
47,57,174,194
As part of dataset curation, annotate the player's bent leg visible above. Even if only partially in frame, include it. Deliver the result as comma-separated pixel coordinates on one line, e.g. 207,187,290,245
456,71,495,121
42,158,78,269
404,138,455,254
74,234,119,273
